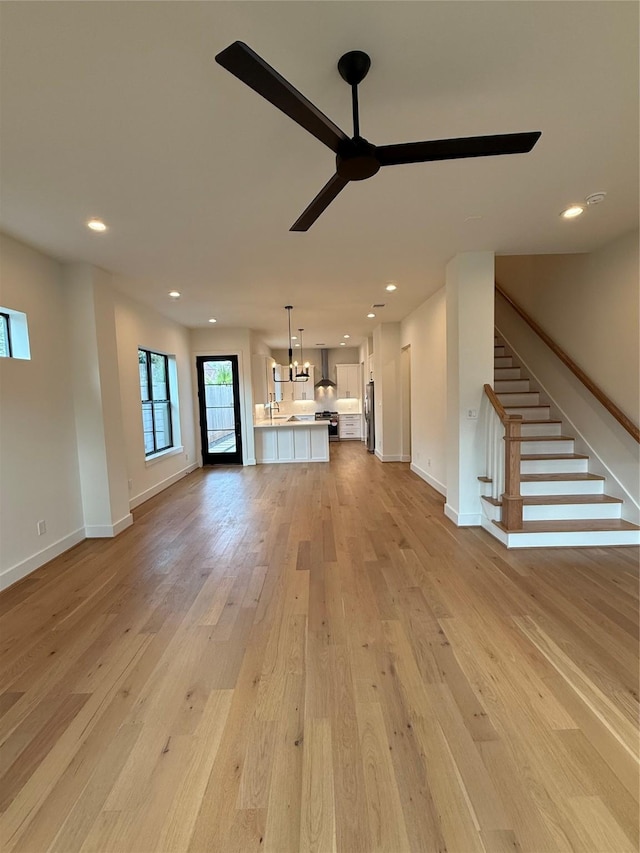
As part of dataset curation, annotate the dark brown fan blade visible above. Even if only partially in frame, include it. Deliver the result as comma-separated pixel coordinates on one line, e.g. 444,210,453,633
376,132,542,166
290,174,349,231
215,42,349,154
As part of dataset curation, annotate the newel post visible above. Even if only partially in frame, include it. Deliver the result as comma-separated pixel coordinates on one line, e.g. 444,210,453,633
502,416,523,530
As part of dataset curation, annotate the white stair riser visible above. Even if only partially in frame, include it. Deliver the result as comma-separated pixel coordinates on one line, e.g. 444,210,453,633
504,530,640,548
504,406,550,419
520,439,574,454
521,479,604,496
494,380,530,393
482,518,640,548
521,423,562,436
494,357,513,368
524,503,622,521
483,501,621,522
521,457,588,474
494,368,522,380
498,392,540,406
494,346,507,356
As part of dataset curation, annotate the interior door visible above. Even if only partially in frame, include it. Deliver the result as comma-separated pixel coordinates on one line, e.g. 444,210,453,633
196,355,243,465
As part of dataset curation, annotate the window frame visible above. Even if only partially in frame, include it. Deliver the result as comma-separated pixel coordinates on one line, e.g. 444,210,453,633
139,348,174,456
0,312,13,358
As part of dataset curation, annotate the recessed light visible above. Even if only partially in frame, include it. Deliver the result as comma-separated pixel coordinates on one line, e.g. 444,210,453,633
367,313,376,318
343,334,350,339
291,336,297,340
208,318,217,323
385,283,397,291
340,342,346,346
560,205,584,219
87,218,107,232
168,290,181,298
295,343,300,347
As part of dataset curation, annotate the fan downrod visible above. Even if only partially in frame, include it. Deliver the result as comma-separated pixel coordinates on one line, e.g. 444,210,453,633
337,51,371,86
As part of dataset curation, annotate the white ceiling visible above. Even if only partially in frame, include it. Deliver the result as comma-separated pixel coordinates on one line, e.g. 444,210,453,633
1,2,637,349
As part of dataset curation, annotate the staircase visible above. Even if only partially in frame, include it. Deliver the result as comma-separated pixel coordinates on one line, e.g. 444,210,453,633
480,336,640,548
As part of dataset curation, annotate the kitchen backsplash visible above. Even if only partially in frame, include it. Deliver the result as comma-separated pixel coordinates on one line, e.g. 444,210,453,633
254,395,361,422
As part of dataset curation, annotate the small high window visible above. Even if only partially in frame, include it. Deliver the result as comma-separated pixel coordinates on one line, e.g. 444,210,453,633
139,348,174,456
0,313,12,357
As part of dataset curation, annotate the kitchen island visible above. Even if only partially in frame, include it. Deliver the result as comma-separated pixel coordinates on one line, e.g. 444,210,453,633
254,417,329,463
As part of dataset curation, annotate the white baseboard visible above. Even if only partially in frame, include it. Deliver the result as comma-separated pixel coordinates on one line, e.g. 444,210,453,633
444,504,481,527
410,463,446,496
0,527,86,592
130,463,198,510
244,458,257,466
375,451,403,462
85,512,133,538
401,455,411,463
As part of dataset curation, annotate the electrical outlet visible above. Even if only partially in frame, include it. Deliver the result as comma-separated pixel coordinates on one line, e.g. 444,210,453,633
37,520,46,536
467,408,478,419
427,458,431,467
185,452,189,461
127,479,133,492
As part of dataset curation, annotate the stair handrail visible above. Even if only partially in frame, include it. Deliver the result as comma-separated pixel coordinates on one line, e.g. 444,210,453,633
496,282,640,444
483,384,523,530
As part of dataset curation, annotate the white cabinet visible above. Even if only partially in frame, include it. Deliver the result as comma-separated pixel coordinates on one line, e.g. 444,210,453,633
339,413,362,440
293,365,315,401
273,363,288,402
336,363,361,399
275,364,314,402
252,355,278,405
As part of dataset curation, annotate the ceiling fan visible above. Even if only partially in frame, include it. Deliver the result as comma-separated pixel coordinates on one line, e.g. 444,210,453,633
215,42,542,231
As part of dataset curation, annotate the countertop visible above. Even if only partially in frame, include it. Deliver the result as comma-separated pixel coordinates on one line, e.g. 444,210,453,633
254,418,328,429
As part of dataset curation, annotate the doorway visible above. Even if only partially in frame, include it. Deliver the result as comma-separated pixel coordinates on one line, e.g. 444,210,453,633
196,355,243,465
401,345,412,462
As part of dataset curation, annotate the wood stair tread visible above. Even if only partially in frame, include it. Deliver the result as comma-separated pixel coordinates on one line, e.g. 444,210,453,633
482,494,622,507
520,419,562,424
520,452,588,460
521,472,605,482
493,518,640,534
517,435,573,441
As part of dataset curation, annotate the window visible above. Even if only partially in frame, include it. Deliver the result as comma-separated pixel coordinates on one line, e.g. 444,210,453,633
0,307,30,359
0,313,12,357
139,348,173,455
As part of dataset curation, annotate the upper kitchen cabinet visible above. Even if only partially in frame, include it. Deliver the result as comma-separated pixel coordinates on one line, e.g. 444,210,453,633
252,355,278,405
292,365,315,401
336,363,361,400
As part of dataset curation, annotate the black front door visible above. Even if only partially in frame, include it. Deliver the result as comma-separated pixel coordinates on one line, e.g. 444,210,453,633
196,355,243,465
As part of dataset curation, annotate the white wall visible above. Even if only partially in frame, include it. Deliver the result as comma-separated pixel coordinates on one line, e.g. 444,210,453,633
400,287,447,494
0,234,84,588
0,232,200,589
373,323,402,461
190,327,256,465
113,287,197,509
496,230,639,423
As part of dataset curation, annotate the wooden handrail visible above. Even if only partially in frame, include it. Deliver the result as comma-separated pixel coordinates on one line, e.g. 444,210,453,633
496,282,640,443
483,383,522,424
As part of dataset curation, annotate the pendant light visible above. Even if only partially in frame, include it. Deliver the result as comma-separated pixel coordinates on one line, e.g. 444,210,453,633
274,306,310,383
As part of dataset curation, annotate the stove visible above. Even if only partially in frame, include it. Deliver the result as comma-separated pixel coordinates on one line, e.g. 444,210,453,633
315,411,339,440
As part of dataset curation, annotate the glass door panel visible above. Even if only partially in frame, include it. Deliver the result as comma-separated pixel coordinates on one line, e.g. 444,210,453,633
196,355,243,464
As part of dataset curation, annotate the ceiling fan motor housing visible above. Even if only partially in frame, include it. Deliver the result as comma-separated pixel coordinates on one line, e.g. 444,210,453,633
336,137,380,180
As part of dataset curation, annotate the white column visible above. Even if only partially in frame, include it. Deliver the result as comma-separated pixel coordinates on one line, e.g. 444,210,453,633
445,251,495,525
65,264,132,537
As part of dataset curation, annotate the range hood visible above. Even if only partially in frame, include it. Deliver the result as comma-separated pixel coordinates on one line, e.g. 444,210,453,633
314,349,336,388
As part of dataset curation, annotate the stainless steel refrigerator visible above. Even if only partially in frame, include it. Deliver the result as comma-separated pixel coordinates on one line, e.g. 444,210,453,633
364,381,375,452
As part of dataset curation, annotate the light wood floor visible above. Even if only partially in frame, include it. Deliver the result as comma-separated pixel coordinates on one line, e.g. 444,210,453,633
1,443,638,853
